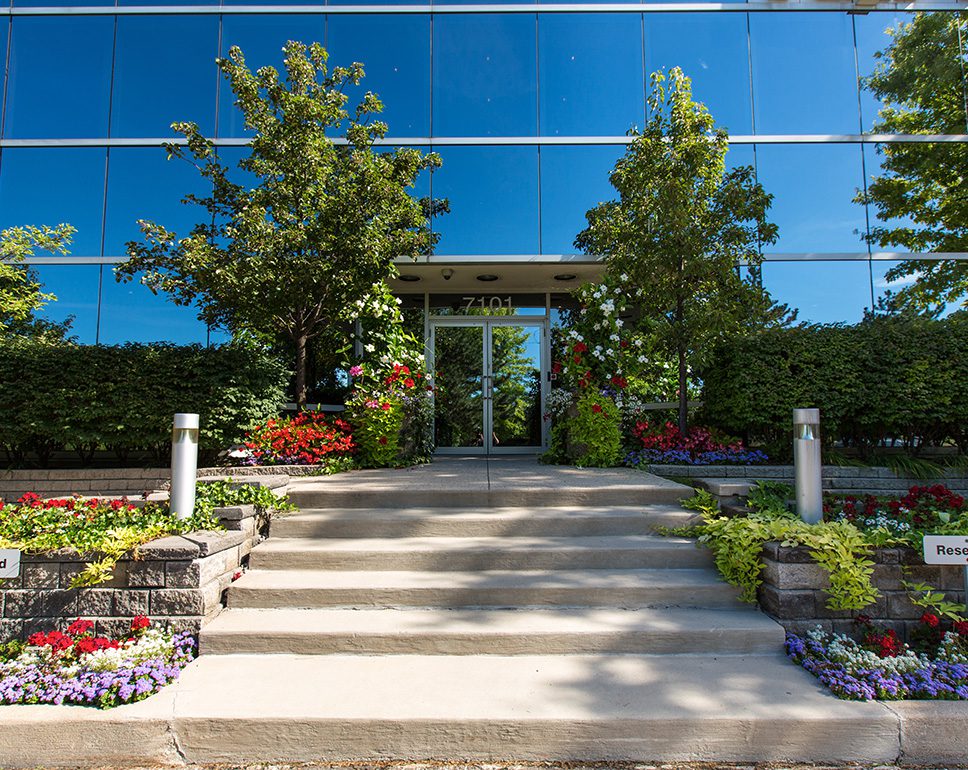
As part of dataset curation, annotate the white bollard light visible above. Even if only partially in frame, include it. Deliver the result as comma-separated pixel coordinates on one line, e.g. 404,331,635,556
170,413,199,520
793,408,823,524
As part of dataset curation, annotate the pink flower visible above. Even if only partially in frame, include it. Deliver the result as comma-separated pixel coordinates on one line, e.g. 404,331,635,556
349,365,363,377
365,400,379,409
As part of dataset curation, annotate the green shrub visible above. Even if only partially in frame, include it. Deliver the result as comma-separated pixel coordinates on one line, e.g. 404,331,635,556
567,391,622,468
0,340,288,466
701,314,968,457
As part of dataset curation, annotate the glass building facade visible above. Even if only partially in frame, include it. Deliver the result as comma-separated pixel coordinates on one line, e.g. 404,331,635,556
1,3,966,345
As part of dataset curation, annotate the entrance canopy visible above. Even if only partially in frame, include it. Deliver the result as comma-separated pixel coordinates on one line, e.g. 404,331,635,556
390,254,603,294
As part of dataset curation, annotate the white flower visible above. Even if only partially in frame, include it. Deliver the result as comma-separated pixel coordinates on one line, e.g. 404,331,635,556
615,319,624,328
364,343,375,353
638,355,648,363
609,334,620,342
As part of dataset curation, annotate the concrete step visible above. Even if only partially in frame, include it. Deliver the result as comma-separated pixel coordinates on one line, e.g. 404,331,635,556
199,606,785,656
165,652,900,764
249,535,713,571
288,485,692,509
270,505,699,539
226,568,741,610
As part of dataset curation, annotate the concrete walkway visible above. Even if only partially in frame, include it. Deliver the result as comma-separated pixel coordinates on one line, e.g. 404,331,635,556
2,456,967,768
284,455,694,507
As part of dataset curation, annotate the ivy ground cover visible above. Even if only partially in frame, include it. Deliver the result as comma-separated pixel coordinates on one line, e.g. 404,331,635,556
0,616,195,708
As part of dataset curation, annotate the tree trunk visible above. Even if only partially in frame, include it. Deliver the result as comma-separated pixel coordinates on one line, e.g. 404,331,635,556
677,344,688,435
675,291,688,435
294,332,308,411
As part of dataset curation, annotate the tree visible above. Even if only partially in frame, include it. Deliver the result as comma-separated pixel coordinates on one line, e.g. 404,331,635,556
0,224,75,342
575,68,786,433
857,12,968,315
118,42,442,407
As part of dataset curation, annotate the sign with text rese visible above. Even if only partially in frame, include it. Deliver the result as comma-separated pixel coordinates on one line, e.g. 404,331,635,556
922,535,968,565
0,549,21,579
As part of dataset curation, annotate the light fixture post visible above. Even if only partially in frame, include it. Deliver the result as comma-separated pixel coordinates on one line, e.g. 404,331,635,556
170,413,199,520
793,408,823,524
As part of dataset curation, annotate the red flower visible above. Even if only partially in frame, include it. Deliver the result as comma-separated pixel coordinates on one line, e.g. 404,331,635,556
954,621,968,636
592,404,603,413
74,637,98,656
573,354,582,364
67,619,95,637
378,436,388,445
404,378,415,388
551,361,562,374
130,615,151,632
381,402,391,411
28,632,48,646
573,342,588,353
920,612,940,628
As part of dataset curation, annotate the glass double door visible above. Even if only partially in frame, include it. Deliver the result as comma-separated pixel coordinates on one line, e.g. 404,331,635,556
431,319,546,454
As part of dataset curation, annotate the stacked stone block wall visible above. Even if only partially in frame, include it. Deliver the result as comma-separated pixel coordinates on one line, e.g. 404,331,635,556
0,503,264,643
650,464,968,496
1,465,317,501
759,542,966,641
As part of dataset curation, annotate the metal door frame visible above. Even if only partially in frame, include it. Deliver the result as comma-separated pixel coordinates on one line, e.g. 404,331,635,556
428,316,549,455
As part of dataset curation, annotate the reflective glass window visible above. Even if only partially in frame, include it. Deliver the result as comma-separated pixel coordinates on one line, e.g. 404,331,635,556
861,142,918,240
99,275,210,345
431,146,539,254
327,15,431,137
218,15,326,138
0,149,107,256
755,144,867,253
13,0,113,6
726,143,755,171
31,265,101,345
854,12,913,131
433,15,538,137
539,14,644,136
4,18,114,138
118,0,218,5
540,145,624,254
761,261,874,324
104,148,212,257
112,17,219,138
749,13,859,134
0,19,7,104
644,13,753,134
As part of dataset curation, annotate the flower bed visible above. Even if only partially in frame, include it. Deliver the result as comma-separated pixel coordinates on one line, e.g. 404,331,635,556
624,421,768,467
0,616,195,708
825,484,966,545
787,617,968,700
241,411,356,468
0,493,224,588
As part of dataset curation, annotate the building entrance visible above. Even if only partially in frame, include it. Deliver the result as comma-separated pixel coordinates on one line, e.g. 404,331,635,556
429,317,548,454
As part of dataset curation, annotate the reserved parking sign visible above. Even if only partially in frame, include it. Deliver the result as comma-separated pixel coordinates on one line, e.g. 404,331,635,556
0,549,20,579
922,535,968,565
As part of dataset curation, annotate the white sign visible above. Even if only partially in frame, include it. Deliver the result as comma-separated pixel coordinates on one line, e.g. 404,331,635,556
0,550,21,579
923,535,968,565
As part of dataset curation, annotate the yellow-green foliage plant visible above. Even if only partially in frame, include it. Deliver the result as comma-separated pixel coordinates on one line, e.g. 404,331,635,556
683,487,879,610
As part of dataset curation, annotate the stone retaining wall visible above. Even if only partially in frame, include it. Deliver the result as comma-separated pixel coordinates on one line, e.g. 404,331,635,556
649,464,968,495
758,542,967,640
0,503,265,643
0,465,303,501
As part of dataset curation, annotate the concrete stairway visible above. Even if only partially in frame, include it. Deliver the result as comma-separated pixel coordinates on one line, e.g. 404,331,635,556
201,502,782,656
187,462,900,764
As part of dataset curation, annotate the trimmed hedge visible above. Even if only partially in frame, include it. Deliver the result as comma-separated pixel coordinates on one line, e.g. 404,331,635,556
701,314,968,456
0,341,288,466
